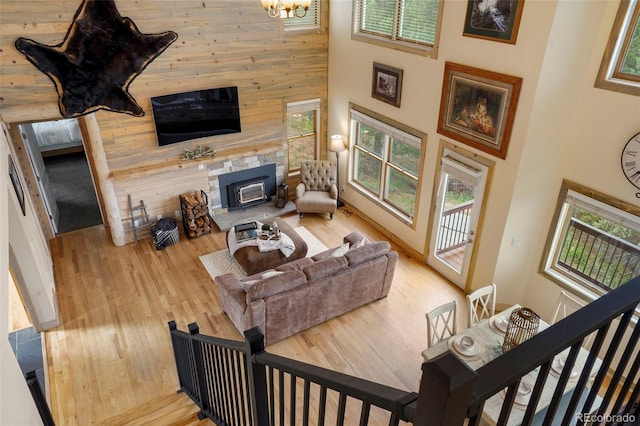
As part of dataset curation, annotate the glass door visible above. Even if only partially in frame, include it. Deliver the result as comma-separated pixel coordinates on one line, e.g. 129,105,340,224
428,149,488,289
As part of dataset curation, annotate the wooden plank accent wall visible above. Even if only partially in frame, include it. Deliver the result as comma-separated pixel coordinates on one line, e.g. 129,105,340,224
0,0,329,243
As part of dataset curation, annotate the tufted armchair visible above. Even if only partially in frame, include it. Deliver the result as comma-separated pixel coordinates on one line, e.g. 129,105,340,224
295,160,338,219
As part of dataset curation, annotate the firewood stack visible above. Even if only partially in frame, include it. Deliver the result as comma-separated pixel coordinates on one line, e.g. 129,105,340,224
179,190,212,238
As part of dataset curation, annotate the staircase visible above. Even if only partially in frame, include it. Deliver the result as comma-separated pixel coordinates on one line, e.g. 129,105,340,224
168,276,640,425
102,393,212,426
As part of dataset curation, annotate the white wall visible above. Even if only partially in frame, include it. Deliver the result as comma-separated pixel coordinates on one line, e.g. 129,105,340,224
515,0,640,320
329,0,640,309
1,130,43,425
329,0,558,292
2,124,59,330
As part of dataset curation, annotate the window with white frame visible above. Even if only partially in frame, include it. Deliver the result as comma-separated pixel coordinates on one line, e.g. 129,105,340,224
349,107,424,223
352,0,443,57
541,180,640,299
286,99,320,175
284,0,320,31
595,0,640,96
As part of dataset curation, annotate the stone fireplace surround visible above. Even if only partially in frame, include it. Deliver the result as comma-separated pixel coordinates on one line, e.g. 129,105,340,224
206,149,285,216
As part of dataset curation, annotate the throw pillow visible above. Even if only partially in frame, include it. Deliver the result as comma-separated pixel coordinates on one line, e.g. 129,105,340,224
241,280,259,292
241,270,283,292
331,242,350,258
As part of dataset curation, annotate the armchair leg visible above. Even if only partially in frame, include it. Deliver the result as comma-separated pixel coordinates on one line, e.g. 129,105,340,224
330,213,333,220
299,213,303,218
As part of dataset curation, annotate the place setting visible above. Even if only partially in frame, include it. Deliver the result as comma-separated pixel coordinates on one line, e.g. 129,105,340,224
500,380,534,410
550,352,581,381
449,334,482,359
489,312,510,334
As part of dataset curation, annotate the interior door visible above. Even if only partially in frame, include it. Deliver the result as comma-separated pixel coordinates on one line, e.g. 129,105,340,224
428,149,488,289
18,124,60,233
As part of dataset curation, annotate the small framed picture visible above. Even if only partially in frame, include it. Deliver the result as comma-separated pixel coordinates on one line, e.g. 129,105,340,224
9,155,26,215
438,62,522,159
463,0,525,44
371,62,403,107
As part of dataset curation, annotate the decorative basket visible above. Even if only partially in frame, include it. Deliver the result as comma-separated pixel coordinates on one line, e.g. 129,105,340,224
152,218,180,250
502,307,540,353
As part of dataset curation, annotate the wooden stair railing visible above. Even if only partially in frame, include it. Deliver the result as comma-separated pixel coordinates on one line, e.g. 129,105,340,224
415,275,640,426
168,322,418,425
169,276,640,425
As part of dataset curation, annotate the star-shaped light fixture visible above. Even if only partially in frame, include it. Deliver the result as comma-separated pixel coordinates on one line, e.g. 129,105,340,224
15,0,178,118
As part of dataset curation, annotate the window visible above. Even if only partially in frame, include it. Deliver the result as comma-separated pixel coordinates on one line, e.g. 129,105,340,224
595,0,640,96
541,180,640,299
349,107,424,223
352,0,443,57
284,0,320,31
286,99,320,175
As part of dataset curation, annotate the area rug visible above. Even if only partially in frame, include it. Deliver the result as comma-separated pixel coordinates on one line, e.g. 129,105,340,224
199,226,328,280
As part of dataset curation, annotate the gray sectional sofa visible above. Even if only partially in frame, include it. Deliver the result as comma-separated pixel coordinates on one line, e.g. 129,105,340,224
215,231,398,345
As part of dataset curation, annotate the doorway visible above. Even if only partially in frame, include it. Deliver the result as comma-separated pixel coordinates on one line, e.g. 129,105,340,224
18,118,102,234
427,148,489,290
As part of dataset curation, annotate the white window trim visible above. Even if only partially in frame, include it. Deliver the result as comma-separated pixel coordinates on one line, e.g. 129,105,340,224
348,107,424,225
284,0,320,32
595,0,640,96
541,180,640,302
286,99,320,176
351,0,443,58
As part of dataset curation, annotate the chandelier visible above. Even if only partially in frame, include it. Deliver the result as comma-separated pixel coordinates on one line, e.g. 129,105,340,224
261,0,311,19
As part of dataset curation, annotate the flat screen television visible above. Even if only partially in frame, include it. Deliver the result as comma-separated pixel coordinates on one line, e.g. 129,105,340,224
151,86,241,146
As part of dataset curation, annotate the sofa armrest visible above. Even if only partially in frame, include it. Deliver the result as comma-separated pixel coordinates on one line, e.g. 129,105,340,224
296,182,306,199
343,231,367,247
216,273,248,311
345,241,391,267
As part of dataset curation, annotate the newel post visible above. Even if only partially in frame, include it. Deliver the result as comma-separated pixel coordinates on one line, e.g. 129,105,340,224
413,353,478,426
244,327,270,426
188,322,211,419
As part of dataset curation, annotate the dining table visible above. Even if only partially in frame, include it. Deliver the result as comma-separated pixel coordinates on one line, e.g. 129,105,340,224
421,305,602,426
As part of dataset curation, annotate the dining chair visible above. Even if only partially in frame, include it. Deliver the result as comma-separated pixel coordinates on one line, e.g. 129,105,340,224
426,301,457,349
466,283,496,327
551,290,594,349
551,290,586,323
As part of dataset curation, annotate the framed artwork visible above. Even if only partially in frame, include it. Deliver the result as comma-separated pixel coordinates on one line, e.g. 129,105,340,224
8,155,26,215
437,62,522,160
463,0,525,44
371,62,403,107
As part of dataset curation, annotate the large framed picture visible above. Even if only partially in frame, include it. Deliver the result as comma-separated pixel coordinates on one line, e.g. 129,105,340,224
463,0,525,44
8,155,26,215
437,62,522,159
371,62,403,107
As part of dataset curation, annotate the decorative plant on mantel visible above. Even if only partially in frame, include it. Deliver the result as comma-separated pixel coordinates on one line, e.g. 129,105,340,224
182,145,217,160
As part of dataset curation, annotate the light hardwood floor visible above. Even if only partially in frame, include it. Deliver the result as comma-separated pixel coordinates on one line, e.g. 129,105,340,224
45,207,466,425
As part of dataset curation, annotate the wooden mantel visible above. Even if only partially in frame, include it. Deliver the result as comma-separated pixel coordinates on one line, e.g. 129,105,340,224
109,140,286,180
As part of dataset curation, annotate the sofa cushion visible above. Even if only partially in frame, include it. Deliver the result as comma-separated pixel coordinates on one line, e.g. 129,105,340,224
345,241,391,267
302,257,348,281
276,257,314,272
240,270,284,291
246,270,307,302
311,248,334,261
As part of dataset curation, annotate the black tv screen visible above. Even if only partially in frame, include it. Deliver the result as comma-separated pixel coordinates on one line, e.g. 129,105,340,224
151,86,241,146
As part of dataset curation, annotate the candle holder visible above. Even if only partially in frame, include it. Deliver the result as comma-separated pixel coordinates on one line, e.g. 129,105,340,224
502,307,540,353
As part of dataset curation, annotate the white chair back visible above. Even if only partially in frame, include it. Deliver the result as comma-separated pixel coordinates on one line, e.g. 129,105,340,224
551,290,586,324
466,283,497,327
552,290,594,348
426,301,457,348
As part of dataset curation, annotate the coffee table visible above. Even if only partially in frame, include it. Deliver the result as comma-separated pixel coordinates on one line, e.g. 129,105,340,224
227,218,308,276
